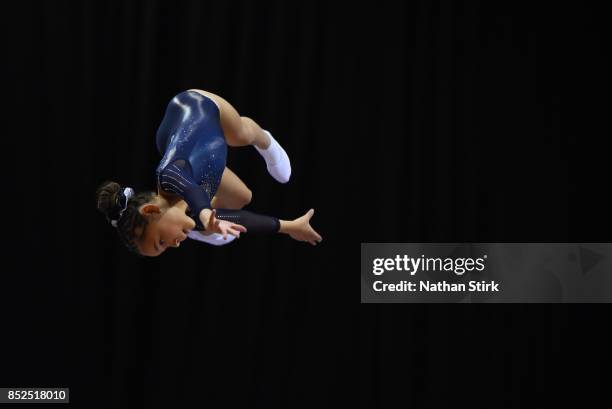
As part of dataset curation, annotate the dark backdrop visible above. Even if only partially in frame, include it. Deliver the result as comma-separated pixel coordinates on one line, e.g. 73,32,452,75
2,1,611,408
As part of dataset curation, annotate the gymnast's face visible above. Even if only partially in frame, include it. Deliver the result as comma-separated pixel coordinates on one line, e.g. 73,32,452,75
136,200,196,257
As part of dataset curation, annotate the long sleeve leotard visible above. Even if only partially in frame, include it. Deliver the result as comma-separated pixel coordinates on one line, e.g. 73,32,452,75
155,90,280,233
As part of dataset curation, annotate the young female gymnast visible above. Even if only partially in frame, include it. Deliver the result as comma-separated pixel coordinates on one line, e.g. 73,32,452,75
96,89,323,257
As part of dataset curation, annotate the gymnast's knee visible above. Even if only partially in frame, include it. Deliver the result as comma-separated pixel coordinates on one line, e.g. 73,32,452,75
240,189,253,208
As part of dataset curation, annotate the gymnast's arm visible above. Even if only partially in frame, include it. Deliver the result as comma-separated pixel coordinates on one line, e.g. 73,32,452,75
158,163,280,234
199,208,280,234
201,208,323,246
160,164,322,243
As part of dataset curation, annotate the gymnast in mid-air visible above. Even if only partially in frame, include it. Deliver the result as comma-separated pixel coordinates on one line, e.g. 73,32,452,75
96,89,322,256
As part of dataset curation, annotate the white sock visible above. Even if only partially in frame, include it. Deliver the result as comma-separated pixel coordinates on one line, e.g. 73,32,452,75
254,130,291,183
187,230,237,246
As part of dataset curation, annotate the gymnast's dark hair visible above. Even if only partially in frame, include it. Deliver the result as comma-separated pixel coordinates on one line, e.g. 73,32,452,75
95,181,156,254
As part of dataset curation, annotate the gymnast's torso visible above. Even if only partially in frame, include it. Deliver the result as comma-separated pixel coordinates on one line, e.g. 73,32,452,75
155,90,228,225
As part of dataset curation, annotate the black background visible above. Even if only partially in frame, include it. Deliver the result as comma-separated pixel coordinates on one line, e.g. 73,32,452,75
2,1,611,408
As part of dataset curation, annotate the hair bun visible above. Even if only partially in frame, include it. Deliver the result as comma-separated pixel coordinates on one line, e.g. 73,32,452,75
95,181,123,220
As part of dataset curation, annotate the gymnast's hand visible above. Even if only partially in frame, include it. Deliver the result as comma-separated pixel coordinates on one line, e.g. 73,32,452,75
280,208,323,246
200,208,247,240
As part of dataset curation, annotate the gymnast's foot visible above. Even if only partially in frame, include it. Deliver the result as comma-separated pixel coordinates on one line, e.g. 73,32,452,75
254,130,291,184
186,230,237,246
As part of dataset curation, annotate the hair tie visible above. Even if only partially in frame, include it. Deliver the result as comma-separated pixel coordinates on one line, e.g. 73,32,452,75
110,187,135,228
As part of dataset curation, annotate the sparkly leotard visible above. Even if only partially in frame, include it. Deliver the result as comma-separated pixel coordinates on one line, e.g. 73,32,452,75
155,90,279,233
156,90,226,214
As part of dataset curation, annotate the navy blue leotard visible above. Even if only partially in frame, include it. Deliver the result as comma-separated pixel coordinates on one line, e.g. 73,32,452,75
155,90,280,233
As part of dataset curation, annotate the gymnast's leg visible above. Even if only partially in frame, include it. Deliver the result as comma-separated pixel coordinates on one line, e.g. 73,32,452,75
210,167,252,210
191,167,251,244
187,88,292,183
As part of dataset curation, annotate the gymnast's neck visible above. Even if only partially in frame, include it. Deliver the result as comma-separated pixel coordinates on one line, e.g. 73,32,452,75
156,187,187,210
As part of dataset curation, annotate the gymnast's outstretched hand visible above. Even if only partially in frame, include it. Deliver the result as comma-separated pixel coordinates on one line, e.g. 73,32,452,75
201,208,248,240
280,208,323,246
